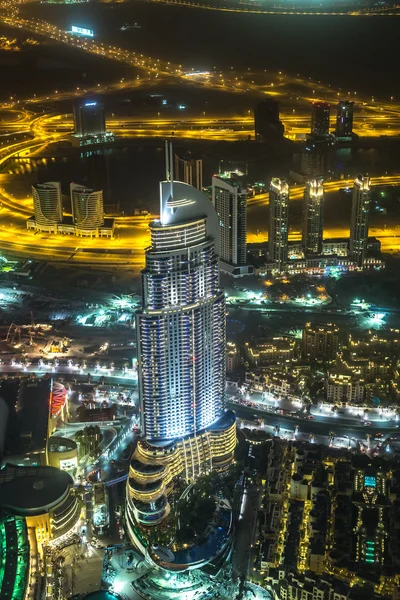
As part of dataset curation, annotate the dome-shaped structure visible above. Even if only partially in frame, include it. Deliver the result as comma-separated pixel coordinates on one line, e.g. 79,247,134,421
80,592,120,600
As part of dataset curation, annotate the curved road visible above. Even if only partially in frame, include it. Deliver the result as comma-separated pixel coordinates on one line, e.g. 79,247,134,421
230,403,400,440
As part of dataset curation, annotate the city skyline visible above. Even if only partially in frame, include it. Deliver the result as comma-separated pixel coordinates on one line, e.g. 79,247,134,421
1,1,400,599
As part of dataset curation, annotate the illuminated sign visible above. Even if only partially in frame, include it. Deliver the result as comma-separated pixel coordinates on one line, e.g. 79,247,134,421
85,102,97,107
71,26,94,37
364,475,376,488
60,457,78,471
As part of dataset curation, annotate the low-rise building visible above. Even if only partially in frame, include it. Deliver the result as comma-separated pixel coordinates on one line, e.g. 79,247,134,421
0,464,80,553
265,568,384,600
326,373,365,404
338,353,392,382
246,337,297,366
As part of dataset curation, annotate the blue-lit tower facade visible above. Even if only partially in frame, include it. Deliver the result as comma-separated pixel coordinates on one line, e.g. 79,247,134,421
138,216,225,440
126,153,236,556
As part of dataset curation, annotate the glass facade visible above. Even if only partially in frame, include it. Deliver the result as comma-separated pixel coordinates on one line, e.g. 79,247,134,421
138,217,226,441
127,180,236,540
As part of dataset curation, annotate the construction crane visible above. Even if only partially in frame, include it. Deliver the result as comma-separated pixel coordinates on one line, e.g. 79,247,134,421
6,323,21,345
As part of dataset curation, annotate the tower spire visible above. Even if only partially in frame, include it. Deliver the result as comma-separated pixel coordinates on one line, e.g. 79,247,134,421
169,141,174,201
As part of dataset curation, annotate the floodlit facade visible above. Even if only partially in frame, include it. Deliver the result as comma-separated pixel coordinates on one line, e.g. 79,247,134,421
32,182,62,233
268,178,289,273
212,174,247,272
126,150,236,548
349,175,371,267
326,373,365,403
27,182,113,237
302,322,339,361
303,178,324,256
70,183,104,235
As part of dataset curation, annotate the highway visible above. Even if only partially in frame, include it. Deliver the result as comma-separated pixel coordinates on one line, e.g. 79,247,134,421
143,0,400,16
0,11,398,264
43,111,400,141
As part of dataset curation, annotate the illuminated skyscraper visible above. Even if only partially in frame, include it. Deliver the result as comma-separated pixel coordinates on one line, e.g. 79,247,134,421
335,101,354,139
268,178,289,273
212,174,247,273
70,184,104,233
126,144,236,549
311,102,330,137
73,100,106,137
174,153,203,191
350,175,371,267
32,182,62,232
303,178,324,256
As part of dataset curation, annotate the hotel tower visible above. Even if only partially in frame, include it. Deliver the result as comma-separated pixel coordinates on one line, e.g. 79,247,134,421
126,144,236,556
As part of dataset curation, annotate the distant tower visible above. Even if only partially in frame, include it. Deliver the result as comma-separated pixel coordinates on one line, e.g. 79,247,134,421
350,175,371,267
73,100,106,137
335,101,354,139
254,99,284,142
32,182,62,231
301,137,330,178
212,174,247,270
311,102,330,137
174,154,203,191
70,184,104,232
303,178,324,257
268,178,289,273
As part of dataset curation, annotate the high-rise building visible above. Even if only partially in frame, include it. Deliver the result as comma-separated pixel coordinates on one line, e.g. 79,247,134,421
335,101,354,139
268,178,289,273
212,174,247,271
303,178,324,256
302,322,339,361
27,182,113,238
300,137,331,178
70,100,114,147
70,184,104,233
31,182,62,233
349,175,371,267
126,146,236,555
174,153,203,191
73,100,106,137
254,99,284,142
311,102,330,137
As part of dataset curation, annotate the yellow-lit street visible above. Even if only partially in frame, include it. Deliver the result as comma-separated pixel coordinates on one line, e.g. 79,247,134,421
0,10,397,267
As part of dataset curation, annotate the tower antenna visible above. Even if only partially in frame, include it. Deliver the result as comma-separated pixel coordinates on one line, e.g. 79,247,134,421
165,140,170,181
169,142,174,200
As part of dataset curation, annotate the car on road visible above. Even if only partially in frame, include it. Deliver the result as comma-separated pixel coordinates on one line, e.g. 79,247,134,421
364,421,372,426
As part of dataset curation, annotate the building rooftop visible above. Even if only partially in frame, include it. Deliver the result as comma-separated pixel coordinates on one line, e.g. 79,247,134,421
158,180,218,243
0,464,73,515
81,593,120,600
